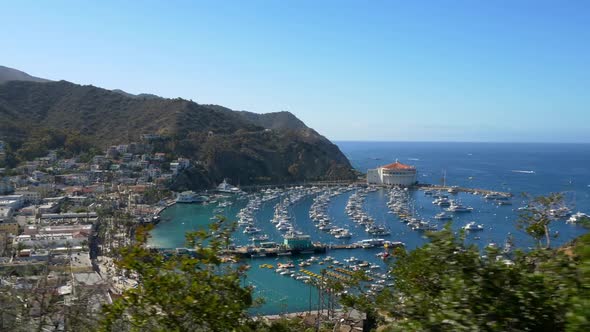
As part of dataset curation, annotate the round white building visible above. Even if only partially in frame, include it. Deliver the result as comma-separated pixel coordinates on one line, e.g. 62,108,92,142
367,161,417,186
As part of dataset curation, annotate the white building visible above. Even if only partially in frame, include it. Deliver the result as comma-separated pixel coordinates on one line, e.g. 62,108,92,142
14,190,42,204
169,162,180,175
367,161,417,186
170,158,190,175
0,194,24,209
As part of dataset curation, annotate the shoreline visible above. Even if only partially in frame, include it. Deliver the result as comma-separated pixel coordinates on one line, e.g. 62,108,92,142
155,199,177,215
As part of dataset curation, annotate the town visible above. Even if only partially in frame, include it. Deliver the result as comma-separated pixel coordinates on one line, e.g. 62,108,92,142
0,133,206,318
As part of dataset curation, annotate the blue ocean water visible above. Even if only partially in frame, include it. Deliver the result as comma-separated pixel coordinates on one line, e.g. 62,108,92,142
149,142,590,314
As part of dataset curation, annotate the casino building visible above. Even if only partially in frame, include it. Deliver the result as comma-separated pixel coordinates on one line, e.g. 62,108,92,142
367,160,417,186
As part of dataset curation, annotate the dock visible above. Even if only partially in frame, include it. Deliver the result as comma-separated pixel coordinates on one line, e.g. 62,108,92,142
221,245,327,258
219,241,404,259
415,184,512,197
149,242,403,260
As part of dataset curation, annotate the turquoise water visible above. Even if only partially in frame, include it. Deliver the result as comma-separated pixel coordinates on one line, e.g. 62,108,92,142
149,142,590,314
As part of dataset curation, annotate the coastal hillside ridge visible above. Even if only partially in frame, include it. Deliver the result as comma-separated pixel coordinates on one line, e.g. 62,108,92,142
0,65,51,84
0,66,356,189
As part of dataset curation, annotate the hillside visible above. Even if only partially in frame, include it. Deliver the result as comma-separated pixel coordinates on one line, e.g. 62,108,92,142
0,65,50,84
204,105,308,131
0,79,355,188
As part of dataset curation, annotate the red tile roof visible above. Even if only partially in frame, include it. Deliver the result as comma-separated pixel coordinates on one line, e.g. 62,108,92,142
381,162,415,170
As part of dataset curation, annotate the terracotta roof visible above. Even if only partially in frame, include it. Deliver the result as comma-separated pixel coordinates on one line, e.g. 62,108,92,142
380,162,415,170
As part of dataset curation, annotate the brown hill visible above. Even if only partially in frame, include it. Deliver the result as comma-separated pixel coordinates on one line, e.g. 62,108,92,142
0,79,355,189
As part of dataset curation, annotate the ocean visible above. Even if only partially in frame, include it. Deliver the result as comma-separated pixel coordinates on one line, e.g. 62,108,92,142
149,142,590,315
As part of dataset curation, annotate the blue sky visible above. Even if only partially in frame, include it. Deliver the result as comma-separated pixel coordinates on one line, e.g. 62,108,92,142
2,0,589,142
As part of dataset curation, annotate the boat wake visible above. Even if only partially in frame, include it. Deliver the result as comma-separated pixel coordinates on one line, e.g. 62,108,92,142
511,170,535,174
408,158,420,161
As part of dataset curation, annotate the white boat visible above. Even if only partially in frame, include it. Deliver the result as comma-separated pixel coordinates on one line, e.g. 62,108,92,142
567,212,590,224
217,179,241,194
243,226,261,234
484,193,510,200
358,239,385,248
446,202,473,213
462,222,484,231
252,234,269,241
433,197,451,206
335,231,352,239
434,212,453,220
366,225,390,234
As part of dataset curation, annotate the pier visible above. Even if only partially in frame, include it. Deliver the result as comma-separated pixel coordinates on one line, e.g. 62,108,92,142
222,240,404,259
157,241,403,260
415,183,512,197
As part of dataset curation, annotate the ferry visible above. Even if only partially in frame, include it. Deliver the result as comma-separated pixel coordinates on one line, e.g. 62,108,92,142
175,191,208,203
357,238,386,248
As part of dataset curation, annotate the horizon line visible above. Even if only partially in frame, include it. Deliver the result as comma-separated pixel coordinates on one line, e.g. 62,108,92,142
331,140,590,145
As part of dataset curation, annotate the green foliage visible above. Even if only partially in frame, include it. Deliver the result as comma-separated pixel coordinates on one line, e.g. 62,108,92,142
371,225,590,331
518,193,565,248
3,126,96,165
142,187,171,205
78,146,103,163
98,219,255,332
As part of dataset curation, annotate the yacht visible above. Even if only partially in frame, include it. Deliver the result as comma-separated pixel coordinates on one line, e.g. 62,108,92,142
434,212,453,220
484,193,510,200
462,222,484,231
366,225,391,236
411,221,437,231
446,202,473,213
433,197,451,207
217,179,241,194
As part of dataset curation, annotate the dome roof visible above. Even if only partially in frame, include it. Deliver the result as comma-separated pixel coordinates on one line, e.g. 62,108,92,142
380,161,415,170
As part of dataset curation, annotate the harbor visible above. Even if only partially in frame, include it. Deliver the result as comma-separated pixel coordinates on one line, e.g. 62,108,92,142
148,152,590,315
149,183,587,314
